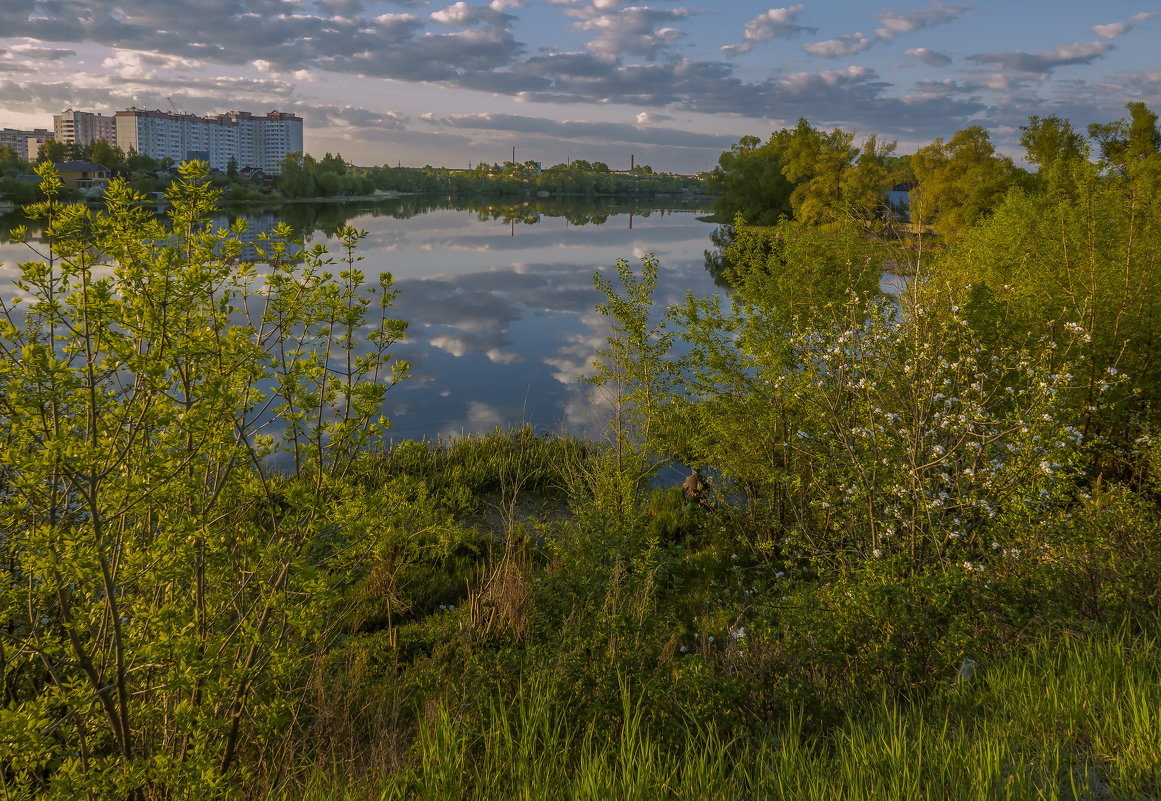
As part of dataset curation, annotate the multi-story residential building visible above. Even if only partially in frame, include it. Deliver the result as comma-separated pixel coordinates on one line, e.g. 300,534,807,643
54,110,118,146
0,128,53,162
115,108,303,173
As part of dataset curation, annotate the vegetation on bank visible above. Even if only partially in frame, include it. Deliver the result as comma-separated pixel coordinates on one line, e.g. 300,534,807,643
1,102,1160,800
0,140,703,208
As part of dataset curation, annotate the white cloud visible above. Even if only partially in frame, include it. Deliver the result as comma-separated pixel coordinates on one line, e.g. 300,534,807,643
876,2,969,40
804,33,872,57
1092,22,1128,40
722,5,814,56
431,2,476,26
904,47,951,67
571,5,689,61
636,111,672,124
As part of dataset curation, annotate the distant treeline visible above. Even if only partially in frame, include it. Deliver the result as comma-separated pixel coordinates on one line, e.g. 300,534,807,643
280,154,703,198
0,142,704,204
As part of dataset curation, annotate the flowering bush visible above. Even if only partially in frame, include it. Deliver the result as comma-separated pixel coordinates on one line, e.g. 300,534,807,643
674,290,1102,574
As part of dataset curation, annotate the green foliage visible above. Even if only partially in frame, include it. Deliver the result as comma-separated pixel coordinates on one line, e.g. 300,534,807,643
707,134,794,225
1088,101,1161,176
909,125,1028,237
708,121,897,226
926,151,1161,449
359,160,698,198
581,254,681,523
1020,114,1087,175
717,215,881,316
0,162,408,798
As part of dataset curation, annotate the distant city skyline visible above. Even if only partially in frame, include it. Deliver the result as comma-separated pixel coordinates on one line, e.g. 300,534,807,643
0,1,1157,173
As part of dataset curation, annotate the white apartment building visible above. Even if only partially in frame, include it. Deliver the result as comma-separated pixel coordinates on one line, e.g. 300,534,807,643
115,108,303,173
54,110,118,146
0,128,52,162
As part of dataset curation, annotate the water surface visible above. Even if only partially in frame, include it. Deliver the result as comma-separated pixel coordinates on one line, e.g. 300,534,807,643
0,196,722,444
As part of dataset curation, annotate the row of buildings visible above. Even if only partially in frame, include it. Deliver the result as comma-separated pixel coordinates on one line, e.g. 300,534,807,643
1,108,304,174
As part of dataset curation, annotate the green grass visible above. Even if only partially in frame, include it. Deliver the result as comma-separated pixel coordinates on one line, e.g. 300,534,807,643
365,425,584,517
286,626,1160,801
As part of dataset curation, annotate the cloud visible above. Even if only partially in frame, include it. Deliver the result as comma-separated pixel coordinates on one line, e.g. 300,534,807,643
804,33,872,57
429,1,511,28
101,50,203,79
970,41,1113,74
6,45,76,61
636,111,672,124
903,77,959,100
568,5,689,61
1093,13,1155,40
1092,22,1128,40
802,2,967,60
306,104,410,132
721,6,815,56
875,2,970,40
434,112,735,149
904,47,951,67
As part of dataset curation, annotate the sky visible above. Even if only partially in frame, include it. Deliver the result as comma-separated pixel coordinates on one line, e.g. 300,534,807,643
0,0,1158,173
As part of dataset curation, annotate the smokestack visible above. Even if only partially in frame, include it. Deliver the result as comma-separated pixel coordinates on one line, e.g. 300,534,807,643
512,146,516,164
631,154,635,171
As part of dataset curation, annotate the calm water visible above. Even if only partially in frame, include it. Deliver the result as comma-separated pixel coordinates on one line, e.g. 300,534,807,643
0,196,723,444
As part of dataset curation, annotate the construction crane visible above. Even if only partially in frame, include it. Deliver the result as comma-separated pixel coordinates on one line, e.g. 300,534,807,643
167,96,182,115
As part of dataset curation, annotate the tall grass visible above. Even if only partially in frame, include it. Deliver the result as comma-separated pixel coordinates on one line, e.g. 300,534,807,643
291,625,1160,800
371,426,583,502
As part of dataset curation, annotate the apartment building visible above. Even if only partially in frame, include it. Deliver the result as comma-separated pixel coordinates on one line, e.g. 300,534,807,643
115,108,303,173
0,128,53,161
54,110,118,146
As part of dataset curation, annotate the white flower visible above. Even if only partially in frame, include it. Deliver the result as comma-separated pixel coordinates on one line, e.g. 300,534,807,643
872,549,882,558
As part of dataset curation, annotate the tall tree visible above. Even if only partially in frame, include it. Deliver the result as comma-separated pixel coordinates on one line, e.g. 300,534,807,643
909,125,1027,237
1088,101,1161,175
707,133,794,225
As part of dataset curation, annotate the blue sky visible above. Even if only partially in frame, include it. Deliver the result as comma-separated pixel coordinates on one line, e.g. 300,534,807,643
0,0,1157,172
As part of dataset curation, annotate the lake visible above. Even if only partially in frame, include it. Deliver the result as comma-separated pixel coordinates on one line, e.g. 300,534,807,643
0,195,724,445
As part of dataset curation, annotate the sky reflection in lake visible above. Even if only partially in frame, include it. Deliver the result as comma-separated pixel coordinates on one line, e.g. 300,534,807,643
312,204,721,443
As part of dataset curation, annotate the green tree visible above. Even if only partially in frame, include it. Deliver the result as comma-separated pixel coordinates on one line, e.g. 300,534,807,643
89,138,126,172
279,151,318,198
1088,101,1161,175
1020,114,1086,172
583,255,680,524
910,126,1027,237
0,162,408,798
35,138,69,164
707,134,794,225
